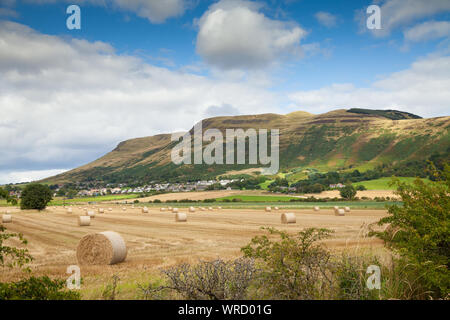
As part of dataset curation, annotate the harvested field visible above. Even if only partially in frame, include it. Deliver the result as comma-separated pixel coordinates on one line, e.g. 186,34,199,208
0,205,387,298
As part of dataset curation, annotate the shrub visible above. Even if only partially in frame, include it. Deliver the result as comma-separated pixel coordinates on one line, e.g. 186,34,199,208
340,184,357,200
0,225,33,269
241,227,335,299
153,199,161,203
141,258,257,300
133,200,139,204
372,167,450,299
0,276,80,300
356,185,367,191
20,184,52,211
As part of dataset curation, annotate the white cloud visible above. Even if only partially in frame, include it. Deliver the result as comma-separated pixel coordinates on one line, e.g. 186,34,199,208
315,11,337,28
0,21,281,183
404,20,450,42
17,0,186,23
195,0,307,70
0,169,69,185
288,53,450,118
357,0,450,37
111,0,185,23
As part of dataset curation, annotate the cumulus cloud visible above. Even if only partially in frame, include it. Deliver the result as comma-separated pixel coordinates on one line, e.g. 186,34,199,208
288,53,450,118
314,11,337,28
110,0,185,23
404,20,450,42
195,0,307,70
0,21,280,183
357,0,450,37
17,0,186,23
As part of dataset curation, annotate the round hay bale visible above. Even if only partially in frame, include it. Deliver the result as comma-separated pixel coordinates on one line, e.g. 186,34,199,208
142,207,149,213
67,208,73,214
274,207,279,210
208,207,213,211
172,208,178,213
336,209,345,216
2,214,12,223
200,207,206,211
175,212,187,222
281,212,296,224
333,206,339,214
265,206,272,212
78,216,91,226
83,207,88,211
314,206,320,211
6,210,11,214
168,207,172,211
344,206,351,212
189,207,195,212
218,207,222,210
108,208,113,212
86,211,95,218
98,208,104,214
160,207,167,212
76,231,127,265
122,207,126,212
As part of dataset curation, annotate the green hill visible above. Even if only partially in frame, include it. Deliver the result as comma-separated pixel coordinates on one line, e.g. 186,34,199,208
42,109,450,184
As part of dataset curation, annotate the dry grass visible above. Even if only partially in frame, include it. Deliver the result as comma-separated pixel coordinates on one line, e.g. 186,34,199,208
0,205,387,299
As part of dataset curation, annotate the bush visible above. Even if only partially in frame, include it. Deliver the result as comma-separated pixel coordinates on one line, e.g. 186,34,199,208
0,276,80,300
0,225,33,269
340,184,357,200
153,199,161,203
133,200,139,204
141,258,257,300
372,166,450,299
242,227,335,299
20,184,53,211
356,185,367,191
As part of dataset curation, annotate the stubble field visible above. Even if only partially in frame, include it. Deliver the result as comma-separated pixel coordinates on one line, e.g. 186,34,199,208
0,205,388,299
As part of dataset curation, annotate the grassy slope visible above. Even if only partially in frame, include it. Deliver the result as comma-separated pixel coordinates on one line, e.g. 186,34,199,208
40,109,450,184
352,177,432,190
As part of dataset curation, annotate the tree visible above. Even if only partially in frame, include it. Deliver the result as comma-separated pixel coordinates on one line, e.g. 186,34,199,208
0,188,18,206
340,184,357,200
20,184,53,211
356,184,366,191
372,165,450,298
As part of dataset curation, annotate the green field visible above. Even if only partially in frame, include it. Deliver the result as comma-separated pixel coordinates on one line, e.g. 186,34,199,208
48,194,140,205
142,200,399,210
352,177,431,190
216,195,299,202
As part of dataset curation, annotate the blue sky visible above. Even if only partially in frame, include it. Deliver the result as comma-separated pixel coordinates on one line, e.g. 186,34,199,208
0,0,449,183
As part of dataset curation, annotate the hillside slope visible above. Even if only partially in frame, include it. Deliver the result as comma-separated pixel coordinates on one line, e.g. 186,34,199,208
44,109,450,184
